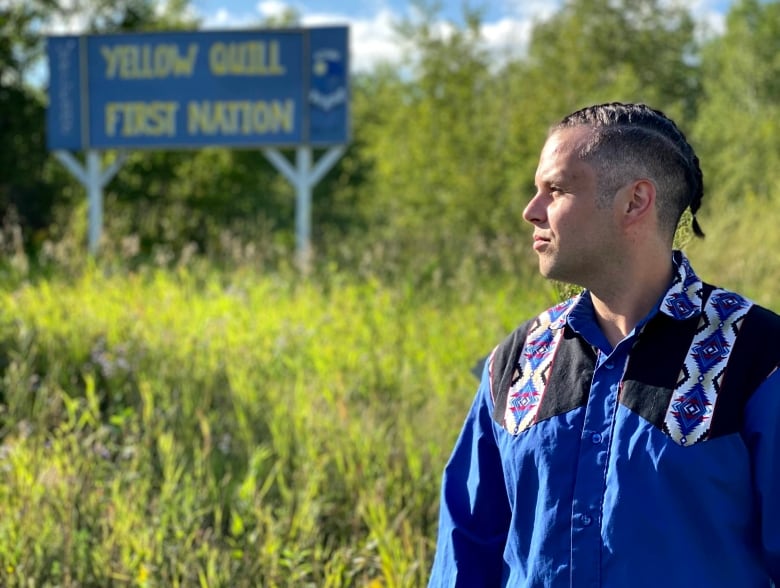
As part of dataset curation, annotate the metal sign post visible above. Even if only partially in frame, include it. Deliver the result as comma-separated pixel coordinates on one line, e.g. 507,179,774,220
53,150,127,254
264,145,345,271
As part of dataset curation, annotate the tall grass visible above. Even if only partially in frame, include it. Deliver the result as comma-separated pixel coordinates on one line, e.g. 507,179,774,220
0,200,777,586
0,256,552,587
685,195,780,309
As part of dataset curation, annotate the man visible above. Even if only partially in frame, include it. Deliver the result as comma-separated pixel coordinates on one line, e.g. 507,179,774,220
428,103,780,587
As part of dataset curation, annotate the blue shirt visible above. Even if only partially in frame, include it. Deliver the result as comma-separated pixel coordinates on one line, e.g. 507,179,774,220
428,256,780,587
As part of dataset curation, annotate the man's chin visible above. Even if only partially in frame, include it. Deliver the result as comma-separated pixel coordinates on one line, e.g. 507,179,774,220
538,265,585,297
538,262,560,280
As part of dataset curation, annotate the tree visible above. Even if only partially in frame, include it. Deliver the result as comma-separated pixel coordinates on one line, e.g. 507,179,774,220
522,0,701,124
0,0,199,255
692,0,780,206
344,2,531,278
0,1,62,241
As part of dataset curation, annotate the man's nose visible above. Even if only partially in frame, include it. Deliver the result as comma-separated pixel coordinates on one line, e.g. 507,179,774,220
523,193,547,225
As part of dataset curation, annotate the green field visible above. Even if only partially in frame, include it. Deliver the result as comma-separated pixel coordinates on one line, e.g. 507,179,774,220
0,200,778,586
0,253,548,586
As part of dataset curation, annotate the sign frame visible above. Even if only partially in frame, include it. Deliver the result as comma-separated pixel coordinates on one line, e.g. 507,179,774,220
47,26,350,150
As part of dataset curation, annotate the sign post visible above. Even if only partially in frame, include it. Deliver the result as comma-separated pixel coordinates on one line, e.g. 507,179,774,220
263,145,345,270
53,150,128,254
46,26,350,263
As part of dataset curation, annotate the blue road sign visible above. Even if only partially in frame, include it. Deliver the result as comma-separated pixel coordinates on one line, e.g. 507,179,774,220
47,26,349,150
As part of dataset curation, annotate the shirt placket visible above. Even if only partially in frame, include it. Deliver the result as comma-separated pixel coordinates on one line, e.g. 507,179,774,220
569,347,627,588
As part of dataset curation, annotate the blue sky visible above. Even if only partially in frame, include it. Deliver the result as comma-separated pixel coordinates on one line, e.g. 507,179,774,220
38,0,734,74
191,0,519,24
187,0,734,72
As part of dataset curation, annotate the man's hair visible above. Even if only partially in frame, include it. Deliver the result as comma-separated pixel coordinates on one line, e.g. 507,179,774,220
552,102,705,239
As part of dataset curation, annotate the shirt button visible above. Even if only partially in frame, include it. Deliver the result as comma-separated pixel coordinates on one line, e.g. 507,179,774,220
604,362,614,370
581,514,592,526
591,433,602,444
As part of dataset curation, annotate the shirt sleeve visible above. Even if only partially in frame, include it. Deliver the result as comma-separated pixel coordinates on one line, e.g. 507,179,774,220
743,367,780,584
427,356,512,587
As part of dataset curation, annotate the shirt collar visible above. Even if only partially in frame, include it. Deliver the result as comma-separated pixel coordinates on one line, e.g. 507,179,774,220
658,250,704,320
549,250,704,332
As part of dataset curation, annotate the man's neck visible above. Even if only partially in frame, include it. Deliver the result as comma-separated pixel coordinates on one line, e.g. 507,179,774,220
588,255,674,349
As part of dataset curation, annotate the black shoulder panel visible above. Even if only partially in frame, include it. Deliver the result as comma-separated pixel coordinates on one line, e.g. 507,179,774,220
709,304,780,437
490,321,532,425
489,322,596,428
620,313,702,430
534,327,595,422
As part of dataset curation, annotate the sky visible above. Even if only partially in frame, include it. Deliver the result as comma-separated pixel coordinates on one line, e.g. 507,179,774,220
186,0,734,72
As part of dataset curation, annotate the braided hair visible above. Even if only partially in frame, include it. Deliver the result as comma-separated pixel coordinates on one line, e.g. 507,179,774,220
552,102,705,239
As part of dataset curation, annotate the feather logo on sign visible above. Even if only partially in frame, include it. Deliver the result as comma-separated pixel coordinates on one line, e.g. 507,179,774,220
309,48,346,111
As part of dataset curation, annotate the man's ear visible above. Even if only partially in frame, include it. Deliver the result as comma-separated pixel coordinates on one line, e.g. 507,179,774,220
622,179,656,224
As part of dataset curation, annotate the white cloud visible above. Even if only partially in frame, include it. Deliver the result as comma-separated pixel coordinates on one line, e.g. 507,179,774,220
331,9,408,72
42,0,91,35
208,7,246,27
480,17,533,65
196,3,409,72
33,0,202,34
501,0,561,22
691,0,727,38
256,0,291,19
192,0,732,73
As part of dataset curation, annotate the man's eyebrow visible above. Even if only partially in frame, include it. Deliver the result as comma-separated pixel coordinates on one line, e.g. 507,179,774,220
537,174,566,187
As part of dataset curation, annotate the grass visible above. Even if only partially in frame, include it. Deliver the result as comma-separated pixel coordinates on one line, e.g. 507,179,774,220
0,204,777,586
0,258,552,587
685,196,780,309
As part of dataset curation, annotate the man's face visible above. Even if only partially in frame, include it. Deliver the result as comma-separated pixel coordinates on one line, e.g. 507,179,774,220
523,126,620,287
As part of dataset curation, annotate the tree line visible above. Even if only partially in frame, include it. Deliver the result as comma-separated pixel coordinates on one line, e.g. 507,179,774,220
1,0,778,277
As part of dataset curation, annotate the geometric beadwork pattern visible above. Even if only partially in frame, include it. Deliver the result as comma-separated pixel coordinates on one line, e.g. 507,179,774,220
660,252,704,321
503,298,575,435
663,289,752,446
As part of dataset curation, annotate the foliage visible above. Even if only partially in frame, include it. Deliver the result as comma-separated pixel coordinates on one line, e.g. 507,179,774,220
0,2,61,237
353,8,521,277
0,214,776,585
692,0,780,207
0,0,199,252
522,0,700,127
324,0,706,282
103,149,292,261
5,0,776,279
685,0,780,301
0,260,553,586
685,194,780,309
